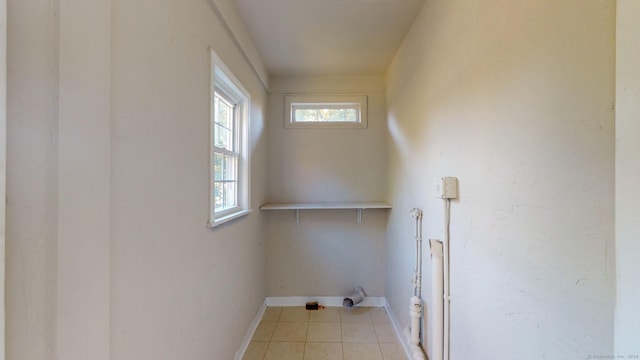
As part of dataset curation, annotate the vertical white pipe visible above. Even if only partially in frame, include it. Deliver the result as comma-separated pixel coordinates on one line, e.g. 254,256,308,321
407,208,426,360
410,296,421,345
443,200,451,360
411,208,423,297
410,208,423,345
430,239,444,360
417,215,423,298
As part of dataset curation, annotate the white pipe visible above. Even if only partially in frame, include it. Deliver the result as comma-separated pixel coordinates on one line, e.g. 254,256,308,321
403,328,426,360
417,215,423,298
410,296,421,345
443,200,451,360
407,208,426,360
430,239,444,360
410,208,423,298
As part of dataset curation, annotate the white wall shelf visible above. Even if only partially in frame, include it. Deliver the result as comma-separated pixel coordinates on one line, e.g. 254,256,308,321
259,202,392,223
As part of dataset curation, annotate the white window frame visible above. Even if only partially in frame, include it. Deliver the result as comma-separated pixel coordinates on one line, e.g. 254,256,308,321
208,50,251,228
285,94,368,129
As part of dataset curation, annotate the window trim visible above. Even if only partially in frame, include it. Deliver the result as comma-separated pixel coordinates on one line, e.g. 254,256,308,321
284,94,368,129
208,50,252,228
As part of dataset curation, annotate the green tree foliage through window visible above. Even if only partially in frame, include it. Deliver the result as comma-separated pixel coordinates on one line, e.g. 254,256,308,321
213,92,238,211
294,107,358,122
209,49,250,228
285,95,367,129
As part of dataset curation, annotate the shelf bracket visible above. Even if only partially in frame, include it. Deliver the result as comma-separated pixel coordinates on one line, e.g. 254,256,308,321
357,208,363,223
295,209,300,223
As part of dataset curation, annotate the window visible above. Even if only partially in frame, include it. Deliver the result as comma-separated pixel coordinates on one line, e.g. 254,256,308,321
209,50,251,228
285,95,368,129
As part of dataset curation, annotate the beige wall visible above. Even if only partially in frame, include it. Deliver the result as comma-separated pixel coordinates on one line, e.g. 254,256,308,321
615,0,640,355
7,0,270,358
110,0,268,358
1,0,6,357
6,0,58,357
266,76,388,297
385,1,615,358
57,0,111,358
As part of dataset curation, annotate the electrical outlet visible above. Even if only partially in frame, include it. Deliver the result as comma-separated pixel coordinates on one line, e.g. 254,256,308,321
443,177,458,199
436,177,458,199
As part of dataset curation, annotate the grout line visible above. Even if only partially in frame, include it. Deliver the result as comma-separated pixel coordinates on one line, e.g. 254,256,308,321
243,305,403,360
301,320,308,360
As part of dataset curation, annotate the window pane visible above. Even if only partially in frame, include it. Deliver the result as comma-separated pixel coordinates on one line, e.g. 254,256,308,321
215,124,233,151
214,181,224,210
295,109,318,122
213,153,237,181
223,182,237,209
294,106,359,123
214,181,237,211
214,93,234,151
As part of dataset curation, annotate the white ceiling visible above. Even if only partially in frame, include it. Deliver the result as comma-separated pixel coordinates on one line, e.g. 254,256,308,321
231,0,425,77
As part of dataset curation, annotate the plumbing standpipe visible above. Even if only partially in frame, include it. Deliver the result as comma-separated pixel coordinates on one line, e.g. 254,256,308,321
406,208,426,360
430,239,444,360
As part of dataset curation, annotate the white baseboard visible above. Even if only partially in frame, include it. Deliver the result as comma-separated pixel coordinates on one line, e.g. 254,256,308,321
233,299,267,360
383,298,418,360
235,296,415,360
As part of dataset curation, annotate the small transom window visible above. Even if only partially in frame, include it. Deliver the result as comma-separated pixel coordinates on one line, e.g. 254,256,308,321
285,95,367,129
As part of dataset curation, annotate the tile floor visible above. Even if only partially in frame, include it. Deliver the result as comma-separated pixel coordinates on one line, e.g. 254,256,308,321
242,306,406,360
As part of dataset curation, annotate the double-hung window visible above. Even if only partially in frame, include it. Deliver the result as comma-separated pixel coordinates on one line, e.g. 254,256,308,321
209,50,251,228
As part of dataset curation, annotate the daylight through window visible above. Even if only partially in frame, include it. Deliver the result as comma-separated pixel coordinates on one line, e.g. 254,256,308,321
285,95,367,129
213,92,238,211
209,50,251,228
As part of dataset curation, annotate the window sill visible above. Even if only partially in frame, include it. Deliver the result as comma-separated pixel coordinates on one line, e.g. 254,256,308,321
208,209,253,229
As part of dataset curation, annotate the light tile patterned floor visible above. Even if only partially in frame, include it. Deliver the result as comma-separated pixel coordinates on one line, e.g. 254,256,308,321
243,306,406,360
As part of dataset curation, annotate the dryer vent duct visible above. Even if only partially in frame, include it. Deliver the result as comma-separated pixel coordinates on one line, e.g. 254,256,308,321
343,287,365,309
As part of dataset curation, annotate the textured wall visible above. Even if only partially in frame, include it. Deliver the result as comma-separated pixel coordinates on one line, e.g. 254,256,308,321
385,1,615,359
